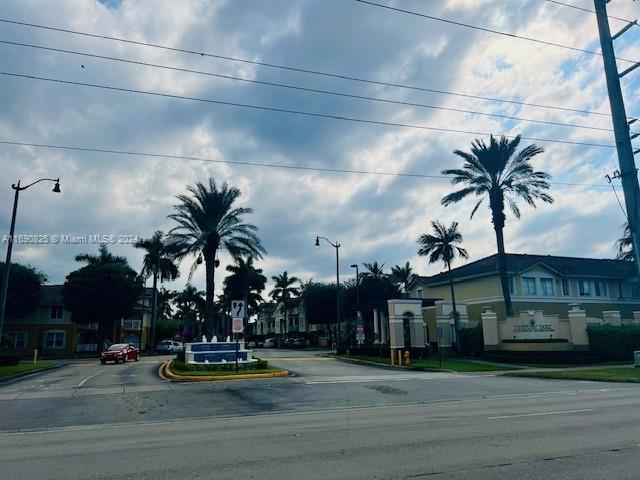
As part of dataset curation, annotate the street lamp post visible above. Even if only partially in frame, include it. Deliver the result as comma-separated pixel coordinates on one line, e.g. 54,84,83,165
351,263,362,347
315,236,341,350
0,178,61,339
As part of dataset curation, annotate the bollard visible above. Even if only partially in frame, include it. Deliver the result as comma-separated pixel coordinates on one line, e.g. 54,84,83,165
403,350,410,367
33,349,38,365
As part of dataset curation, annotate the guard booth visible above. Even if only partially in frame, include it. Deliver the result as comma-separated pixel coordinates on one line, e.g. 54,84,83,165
387,299,428,364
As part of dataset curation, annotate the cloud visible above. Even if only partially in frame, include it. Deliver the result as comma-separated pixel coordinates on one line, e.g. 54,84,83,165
1,0,637,298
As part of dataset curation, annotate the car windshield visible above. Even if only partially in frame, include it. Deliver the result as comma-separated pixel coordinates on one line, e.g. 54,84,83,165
107,344,129,351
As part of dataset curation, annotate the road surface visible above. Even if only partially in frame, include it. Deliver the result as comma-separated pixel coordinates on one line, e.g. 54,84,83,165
1,349,639,479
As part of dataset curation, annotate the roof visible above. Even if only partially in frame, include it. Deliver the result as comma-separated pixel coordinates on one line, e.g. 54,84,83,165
415,253,637,286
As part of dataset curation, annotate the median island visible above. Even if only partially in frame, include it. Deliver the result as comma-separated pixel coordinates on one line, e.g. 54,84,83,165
162,358,289,381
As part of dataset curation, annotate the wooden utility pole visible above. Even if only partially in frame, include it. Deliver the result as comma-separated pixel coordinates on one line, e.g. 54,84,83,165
594,0,640,273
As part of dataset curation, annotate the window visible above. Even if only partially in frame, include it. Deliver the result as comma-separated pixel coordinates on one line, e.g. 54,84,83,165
540,278,554,296
7,332,27,348
594,280,607,297
416,289,423,298
632,283,640,298
561,278,570,296
579,280,591,296
522,277,537,295
122,319,142,330
45,330,65,349
50,305,64,319
508,277,515,295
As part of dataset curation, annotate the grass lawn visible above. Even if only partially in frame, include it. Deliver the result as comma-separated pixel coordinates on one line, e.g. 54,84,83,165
0,361,56,379
340,355,521,372
506,366,640,383
168,360,284,377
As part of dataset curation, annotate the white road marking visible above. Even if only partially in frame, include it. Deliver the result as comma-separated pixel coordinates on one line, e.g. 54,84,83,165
77,369,105,387
305,373,491,384
488,408,593,420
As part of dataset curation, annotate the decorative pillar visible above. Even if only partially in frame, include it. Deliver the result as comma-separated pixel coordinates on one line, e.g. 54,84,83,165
568,304,588,347
603,310,622,326
373,309,380,344
481,307,499,350
380,311,388,344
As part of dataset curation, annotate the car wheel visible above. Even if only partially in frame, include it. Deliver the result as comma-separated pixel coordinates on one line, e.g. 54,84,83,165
135,354,140,361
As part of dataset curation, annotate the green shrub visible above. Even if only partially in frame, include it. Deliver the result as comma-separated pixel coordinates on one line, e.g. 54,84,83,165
587,324,640,361
172,358,268,372
458,324,484,357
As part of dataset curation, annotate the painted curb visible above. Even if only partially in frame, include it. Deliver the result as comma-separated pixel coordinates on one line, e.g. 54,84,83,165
160,361,290,382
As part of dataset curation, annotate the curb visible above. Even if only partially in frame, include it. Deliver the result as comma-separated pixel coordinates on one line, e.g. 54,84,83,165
160,361,290,382
332,356,456,373
0,364,62,385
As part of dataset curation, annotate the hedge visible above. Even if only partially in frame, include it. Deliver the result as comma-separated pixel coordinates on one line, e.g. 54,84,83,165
172,359,269,372
587,324,640,361
458,324,484,357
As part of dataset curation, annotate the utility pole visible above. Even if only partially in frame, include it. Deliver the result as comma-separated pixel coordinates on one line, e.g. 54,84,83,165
594,0,640,275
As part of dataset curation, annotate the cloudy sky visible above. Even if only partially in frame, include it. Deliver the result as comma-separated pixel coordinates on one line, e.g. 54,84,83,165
1,0,639,295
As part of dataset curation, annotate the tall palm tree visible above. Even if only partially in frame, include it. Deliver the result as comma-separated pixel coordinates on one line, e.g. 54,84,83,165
174,285,205,339
417,221,469,351
616,223,635,261
75,244,128,266
134,231,179,351
270,271,300,334
391,262,414,293
441,135,553,316
165,179,266,336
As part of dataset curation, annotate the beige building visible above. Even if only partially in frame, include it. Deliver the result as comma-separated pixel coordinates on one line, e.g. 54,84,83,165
3,285,154,357
409,253,640,349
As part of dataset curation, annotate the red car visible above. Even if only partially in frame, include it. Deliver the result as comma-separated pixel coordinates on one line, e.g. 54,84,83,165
100,343,140,364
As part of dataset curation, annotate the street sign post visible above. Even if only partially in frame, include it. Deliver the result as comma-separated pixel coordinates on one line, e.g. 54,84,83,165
356,324,365,344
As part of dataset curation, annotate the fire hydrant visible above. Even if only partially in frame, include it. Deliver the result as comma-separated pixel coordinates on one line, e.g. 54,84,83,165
403,350,411,366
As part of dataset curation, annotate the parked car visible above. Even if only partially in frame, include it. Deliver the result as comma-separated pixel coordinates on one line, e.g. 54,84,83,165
155,340,183,354
292,337,306,348
100,343,139,364
263,337,277,348
247,340,257,348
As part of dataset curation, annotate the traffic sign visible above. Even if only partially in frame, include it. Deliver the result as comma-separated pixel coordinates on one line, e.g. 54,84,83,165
356,324,365,343
230,300,245,319
232,317,244,334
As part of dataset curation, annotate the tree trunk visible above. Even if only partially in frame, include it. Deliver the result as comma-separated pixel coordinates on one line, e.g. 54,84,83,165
149,268,158,352
447,261,460,353
490,193,513,316
204,250,216,338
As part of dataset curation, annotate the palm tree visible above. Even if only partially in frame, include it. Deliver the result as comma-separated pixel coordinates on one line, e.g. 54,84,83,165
616,223,635,261
134,231,179,351
223,257,267,321
165,179,266,336
174,285,205,339
441,135,553,316
362,261,386,281
75,244,128,265
417,221,469,351
391,262,414,293
270,271,300,334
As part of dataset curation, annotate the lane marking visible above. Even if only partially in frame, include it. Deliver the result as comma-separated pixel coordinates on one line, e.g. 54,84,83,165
488,408,593,420
77,369,105,387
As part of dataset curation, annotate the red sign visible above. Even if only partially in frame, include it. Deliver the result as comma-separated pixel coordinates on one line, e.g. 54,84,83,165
232,318,244,334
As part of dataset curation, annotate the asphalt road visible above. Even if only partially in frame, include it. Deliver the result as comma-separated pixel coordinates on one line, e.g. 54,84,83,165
1,349,639,479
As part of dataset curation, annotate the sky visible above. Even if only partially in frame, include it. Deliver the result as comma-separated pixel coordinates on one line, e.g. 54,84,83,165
1,0,639,297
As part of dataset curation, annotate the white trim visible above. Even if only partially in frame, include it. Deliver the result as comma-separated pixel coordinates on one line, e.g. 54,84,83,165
43,329,66,349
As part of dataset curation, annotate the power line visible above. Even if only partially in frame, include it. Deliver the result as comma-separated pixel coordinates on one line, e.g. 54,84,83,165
0,140,610,188
0,70,616,148
0,39,614,133
544,0,637,24
353,0,639,64
0,17,616,118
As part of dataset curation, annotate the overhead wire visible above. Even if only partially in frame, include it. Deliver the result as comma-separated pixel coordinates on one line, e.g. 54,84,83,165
353,0,639,64
0,17,620,118
0,39,615,133
0,140,611,188
0,71,616,148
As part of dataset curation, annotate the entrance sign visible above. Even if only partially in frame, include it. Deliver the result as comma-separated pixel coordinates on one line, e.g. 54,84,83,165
356,324,365,343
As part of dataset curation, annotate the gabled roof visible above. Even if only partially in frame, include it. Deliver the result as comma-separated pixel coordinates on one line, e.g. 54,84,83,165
414,253,637,286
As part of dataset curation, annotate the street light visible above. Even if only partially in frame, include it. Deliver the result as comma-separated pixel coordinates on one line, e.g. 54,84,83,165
315,235,341,350
0,178,61,338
